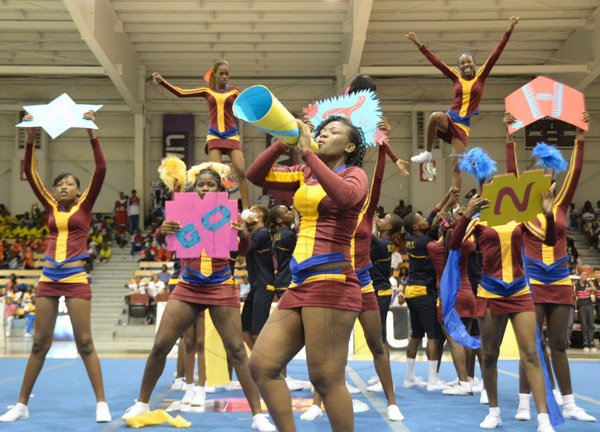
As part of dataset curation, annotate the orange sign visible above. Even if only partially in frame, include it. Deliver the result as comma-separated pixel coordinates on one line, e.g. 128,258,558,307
505,76,587,134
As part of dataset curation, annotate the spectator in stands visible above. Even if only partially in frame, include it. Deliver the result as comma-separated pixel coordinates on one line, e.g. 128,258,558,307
239,274,250,301
398,266,408,289
567,237,579,274
575,271,596,352
391,249,403,272
99,243,112,263
5,273,17,293
140,241,155,262
593,268,600,320
86,241,97,273
125,275,147,293
90,227,103,246
130,229,144,257
157,264,171,285
147,273,165,299
128,189,141,234
393,199,406,218
568,203,579,229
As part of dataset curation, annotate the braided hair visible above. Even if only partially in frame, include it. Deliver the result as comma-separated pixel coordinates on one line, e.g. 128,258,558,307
313,115,366,168
194,168,227,193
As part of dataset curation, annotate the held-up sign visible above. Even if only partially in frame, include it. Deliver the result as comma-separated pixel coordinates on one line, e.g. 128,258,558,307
505,76,587,134
480,170,551,227
165,192,238,258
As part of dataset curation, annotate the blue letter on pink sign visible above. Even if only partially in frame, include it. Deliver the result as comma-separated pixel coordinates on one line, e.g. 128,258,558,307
202,206,231,232
176,224,201,248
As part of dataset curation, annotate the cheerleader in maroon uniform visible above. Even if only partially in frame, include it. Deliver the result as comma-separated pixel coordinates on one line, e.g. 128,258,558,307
153,59,250,209
0,112,110,423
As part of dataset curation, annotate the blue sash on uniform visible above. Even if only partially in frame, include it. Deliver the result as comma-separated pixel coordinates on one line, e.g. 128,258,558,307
480,274,527,297
208,126,238,139
356,266,373,289
42,266,85,282
447,109,478,128
525,256,569,285
182,266,231,285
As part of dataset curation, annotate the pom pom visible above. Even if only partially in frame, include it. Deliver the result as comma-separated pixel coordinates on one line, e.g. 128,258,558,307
532,142,567,173
158,154,186,192
458,147,497,183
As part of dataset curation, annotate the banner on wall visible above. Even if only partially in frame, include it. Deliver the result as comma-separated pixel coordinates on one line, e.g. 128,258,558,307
162,114,195,167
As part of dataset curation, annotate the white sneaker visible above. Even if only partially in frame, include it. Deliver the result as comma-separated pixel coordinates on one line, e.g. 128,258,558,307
387,404,404,421
592,347,598,352
300,404,323,421
403,376,427,389
411,151,432,164
442,382,473,396
352,399,369,413
122,401,149,420
251,413,276,431
480,389,489,404
23,332,32,338
584,347,590,352
190,386,205,406
470,378,484,393
205,386,216,394
552,389,563,406
367,375,379,386
96,401,111,423
515,407,531,421
537,417,555,432
346,382,360,394
427,379,449,392
181,384,195,404
0,403,29,422
563,406,596,421
366,382,384,392
480,413,502,429
285,376,304,391
171,377,186,391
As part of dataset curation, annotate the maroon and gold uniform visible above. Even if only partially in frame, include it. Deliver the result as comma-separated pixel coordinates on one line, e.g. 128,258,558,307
24,137,106,299
418,31,512,145
247,141,368,312
159,80,241,153
506,140,584,305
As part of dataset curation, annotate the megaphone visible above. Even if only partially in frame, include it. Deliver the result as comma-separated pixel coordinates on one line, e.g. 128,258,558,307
233,85,318,152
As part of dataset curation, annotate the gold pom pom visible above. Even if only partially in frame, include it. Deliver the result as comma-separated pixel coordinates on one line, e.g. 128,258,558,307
158,154,186,192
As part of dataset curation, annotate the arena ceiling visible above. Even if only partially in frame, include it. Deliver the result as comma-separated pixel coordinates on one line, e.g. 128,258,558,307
1,0,599,113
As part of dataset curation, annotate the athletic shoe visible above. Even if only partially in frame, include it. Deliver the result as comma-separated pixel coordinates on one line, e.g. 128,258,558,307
251,413,276,431
346,382,360,394
205,386,216,394
552,389,563,406
442,382,473,396
515,407,531,421
583,347,590,352
122,401,149,420
285,376,304,391
411,151,432,164
181,384,195,404
427,379,449,392
23,332,32,337
190,386,205,406
592,347,598,353
366,382,384,392
480,413,502,429
470,378,484,393
537,414,555,432
0,403,29,422
403,376,427,389
387,404,404,421
171,377,186,391
367,375,380,386
480,389,489,404
96,401,111,423
563,406,596,421
352,399,369,413
300,404,323,421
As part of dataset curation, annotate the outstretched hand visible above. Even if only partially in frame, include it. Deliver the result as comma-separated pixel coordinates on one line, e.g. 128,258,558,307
464,194,490,218
152,72,164,85
541,183,556,217
22,114,37,140
509,16,520,32
83,110,97,138
405,32,422,47
396,159,409,176
576,111,589,140
296,119,313,154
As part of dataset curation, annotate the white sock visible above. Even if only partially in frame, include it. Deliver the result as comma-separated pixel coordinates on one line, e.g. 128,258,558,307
427,361,438,383
489,407,500,416
406,358,416,380
518,393,531,409
562,394,575,410
537,413,550,424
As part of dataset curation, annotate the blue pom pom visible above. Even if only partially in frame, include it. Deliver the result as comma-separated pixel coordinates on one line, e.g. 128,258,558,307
532,142,567,173
458,147,497,183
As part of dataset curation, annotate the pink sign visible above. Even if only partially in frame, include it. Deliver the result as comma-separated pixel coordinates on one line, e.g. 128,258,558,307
165,192,238,258
505,76,587,134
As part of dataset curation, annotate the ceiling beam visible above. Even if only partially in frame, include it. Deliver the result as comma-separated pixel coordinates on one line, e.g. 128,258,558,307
0,65,106,76
62,0,144,113
576,7,600,89
339,0,373,90
361,64,589,76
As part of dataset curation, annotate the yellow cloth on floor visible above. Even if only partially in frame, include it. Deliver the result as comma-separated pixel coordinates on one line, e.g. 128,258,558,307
205,312,230,386
123,409,191,428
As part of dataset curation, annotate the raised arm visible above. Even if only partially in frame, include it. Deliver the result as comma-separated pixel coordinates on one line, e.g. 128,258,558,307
23,122,55,210
363,144,388,219
152,72,209,98
478,17,518,81
449,194,489,249
246,140,305,191
406,32,457,80
79,111,106,211
504,112,519,176
525,186,557,246
555,112,588,210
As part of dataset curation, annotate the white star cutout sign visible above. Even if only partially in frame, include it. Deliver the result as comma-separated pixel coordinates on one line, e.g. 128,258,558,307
16,93,103,139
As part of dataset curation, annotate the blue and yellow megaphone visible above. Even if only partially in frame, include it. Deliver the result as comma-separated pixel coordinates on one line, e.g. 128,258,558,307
233,85,318,152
